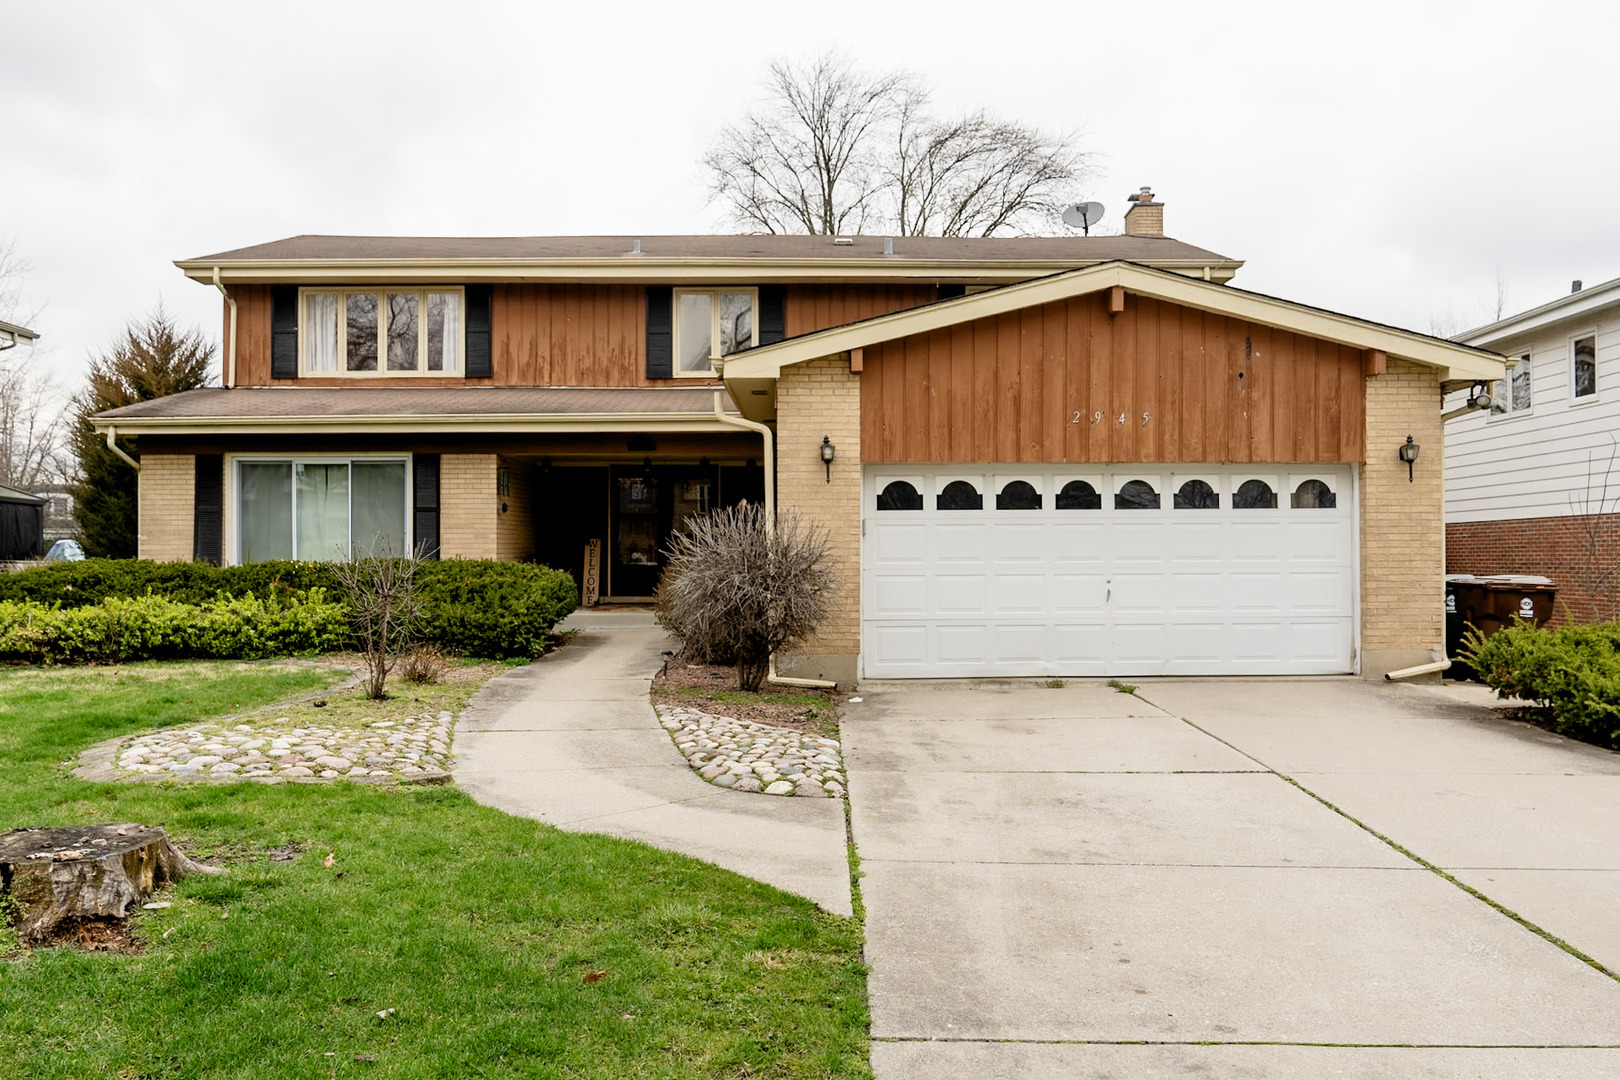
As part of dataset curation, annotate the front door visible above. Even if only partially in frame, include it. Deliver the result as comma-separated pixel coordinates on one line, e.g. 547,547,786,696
610,466,716,598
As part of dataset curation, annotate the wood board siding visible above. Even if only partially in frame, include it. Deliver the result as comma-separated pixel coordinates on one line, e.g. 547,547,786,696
1444,320,1620,523
860,291,1368,464
231,283,941,387
784,284,942,338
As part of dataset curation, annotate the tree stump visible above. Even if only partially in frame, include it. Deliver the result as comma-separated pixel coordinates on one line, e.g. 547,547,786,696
0,823,222,943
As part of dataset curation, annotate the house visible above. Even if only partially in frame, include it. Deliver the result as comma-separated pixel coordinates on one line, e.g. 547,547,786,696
93,191,1505,682
0,319,39,353
0,483,47,561
1445,276,1620,623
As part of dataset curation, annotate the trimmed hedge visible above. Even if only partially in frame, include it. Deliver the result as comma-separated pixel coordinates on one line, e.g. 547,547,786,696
1465,620,1620,750
0,590,348,664
0,559,578,660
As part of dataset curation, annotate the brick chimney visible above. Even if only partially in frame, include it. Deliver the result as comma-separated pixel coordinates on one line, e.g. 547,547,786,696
1123,186,1164,237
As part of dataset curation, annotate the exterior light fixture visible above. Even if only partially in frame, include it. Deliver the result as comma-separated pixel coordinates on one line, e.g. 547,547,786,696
820,436,836,482
1398,435,1420,482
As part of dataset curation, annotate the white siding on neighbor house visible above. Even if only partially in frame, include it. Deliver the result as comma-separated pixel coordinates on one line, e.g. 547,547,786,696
1445,313,1620,524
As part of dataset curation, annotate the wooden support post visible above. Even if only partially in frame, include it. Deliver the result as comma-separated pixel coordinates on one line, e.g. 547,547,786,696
1109,286,1126,315
848,347,863,374
1362,349,1387,376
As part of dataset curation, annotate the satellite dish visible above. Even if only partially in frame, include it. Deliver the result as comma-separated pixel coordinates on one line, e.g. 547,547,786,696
1061,201,1106,235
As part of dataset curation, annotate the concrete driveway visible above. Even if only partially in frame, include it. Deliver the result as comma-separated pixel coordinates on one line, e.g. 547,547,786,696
844,678,1620,1079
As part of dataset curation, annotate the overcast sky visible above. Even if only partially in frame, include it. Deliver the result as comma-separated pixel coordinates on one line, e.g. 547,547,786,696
5,0,1617,390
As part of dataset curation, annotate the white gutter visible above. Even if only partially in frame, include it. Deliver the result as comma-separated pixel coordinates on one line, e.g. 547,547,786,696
709,390,836,691
213,267,237,388
104,425,140,472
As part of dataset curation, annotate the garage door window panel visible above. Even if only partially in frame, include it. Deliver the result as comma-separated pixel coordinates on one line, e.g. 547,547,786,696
1114,479,1161,510
1173,479,1220,510
1290,479,1337,509
876,479,924,511
1233,478,1279,509
995,479,1043,510
937,479,984,511
1055,479,1103,510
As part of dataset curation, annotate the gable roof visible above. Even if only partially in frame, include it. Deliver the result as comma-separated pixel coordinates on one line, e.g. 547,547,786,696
1459,273,1620,348
720,261,1507,386
177,234,1243,285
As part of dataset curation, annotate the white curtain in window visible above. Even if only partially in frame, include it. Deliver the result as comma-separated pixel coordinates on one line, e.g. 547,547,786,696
239,463,293,562
427,292,460,373
303,293,339,374
295,463,350,561
350,462,408,557
677,292,713,373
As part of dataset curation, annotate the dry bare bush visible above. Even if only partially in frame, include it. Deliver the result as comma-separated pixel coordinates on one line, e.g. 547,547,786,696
400,643,451,684
659,505,833,692
331,541,424,699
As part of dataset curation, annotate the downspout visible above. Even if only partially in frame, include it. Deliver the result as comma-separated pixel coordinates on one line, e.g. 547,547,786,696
213,266,237,388
711,389,837,691
104,424,140,472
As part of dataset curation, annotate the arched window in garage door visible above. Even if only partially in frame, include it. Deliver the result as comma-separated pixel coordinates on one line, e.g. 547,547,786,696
1291,479,1337,509
1114,479,1160,510
1173,479,1219,509
1055,480,1102,510
996,480,1042,510
876,480,923,511
1233,479,1278,509
937,480,983,510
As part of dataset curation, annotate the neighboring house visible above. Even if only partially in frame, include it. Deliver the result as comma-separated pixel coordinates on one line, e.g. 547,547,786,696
0,319,39,353
92,192,1504,681
0,483,47,560
24,488,78,545
1445,276,1620,623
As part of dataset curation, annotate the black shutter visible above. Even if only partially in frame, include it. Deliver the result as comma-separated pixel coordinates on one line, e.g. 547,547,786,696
758,285,786,344
270,286,298,379
464,285,492,378
645,286,673,379
193,454,224,565
413,454,441,559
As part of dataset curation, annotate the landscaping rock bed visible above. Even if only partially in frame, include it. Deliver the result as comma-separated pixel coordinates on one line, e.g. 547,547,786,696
657,704,845,798
79,712,455,784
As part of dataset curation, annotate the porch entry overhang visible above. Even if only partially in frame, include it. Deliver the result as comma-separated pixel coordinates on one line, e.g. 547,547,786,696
720,261,1510,421
89,386,749,437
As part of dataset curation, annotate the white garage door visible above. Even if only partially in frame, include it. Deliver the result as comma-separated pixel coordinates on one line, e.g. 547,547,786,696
862,465,1357,678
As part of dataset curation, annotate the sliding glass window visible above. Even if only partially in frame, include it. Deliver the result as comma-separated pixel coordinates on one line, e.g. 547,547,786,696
235,457,409,563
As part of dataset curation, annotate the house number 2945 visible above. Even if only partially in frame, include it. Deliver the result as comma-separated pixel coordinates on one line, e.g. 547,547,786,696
1070,411,1149,425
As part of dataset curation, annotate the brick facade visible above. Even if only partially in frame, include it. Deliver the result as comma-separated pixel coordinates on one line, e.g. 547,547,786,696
1448,513,1620,625
136,454,195,561
495,455,536,562
438,454,498,560
1361,359,1446,674
775,356,862,685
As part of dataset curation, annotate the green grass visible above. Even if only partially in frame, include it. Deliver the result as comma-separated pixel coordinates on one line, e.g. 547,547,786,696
1106,678,1139,695
0,662,870,1079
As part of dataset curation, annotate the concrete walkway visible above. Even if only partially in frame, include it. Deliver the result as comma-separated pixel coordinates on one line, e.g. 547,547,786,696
846,677,1620,1079
452,610,852,917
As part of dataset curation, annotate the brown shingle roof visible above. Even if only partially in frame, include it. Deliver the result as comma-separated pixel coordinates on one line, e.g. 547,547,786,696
183,233,1235,266
97,386,732,422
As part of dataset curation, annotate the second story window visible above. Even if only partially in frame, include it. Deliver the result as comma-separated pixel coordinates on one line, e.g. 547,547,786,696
301,288,463,376
1491,353,1532,417
674,288,757,376
1572,335,1597,401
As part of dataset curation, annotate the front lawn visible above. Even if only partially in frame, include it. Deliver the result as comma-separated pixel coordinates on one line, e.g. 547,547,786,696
0,661,870,1079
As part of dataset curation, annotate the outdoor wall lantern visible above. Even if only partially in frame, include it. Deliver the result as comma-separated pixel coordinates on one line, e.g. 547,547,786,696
1398,435,1420,482
820,436,836,482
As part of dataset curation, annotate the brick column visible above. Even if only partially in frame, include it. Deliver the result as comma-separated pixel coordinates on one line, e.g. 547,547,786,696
1361,359,1445,676
438,454,499,560
136,454,195,562
775,356,862,686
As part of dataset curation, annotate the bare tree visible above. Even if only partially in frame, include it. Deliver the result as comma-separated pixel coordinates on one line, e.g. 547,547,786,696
0,236,68,487
331,541,425,700
658,505,834,692
705,51,1090,237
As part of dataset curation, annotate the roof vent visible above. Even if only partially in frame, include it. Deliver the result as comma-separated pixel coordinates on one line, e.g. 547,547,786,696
1573,279,1583,293
883,237,894,256
833,236,854,246
629,239,642,255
